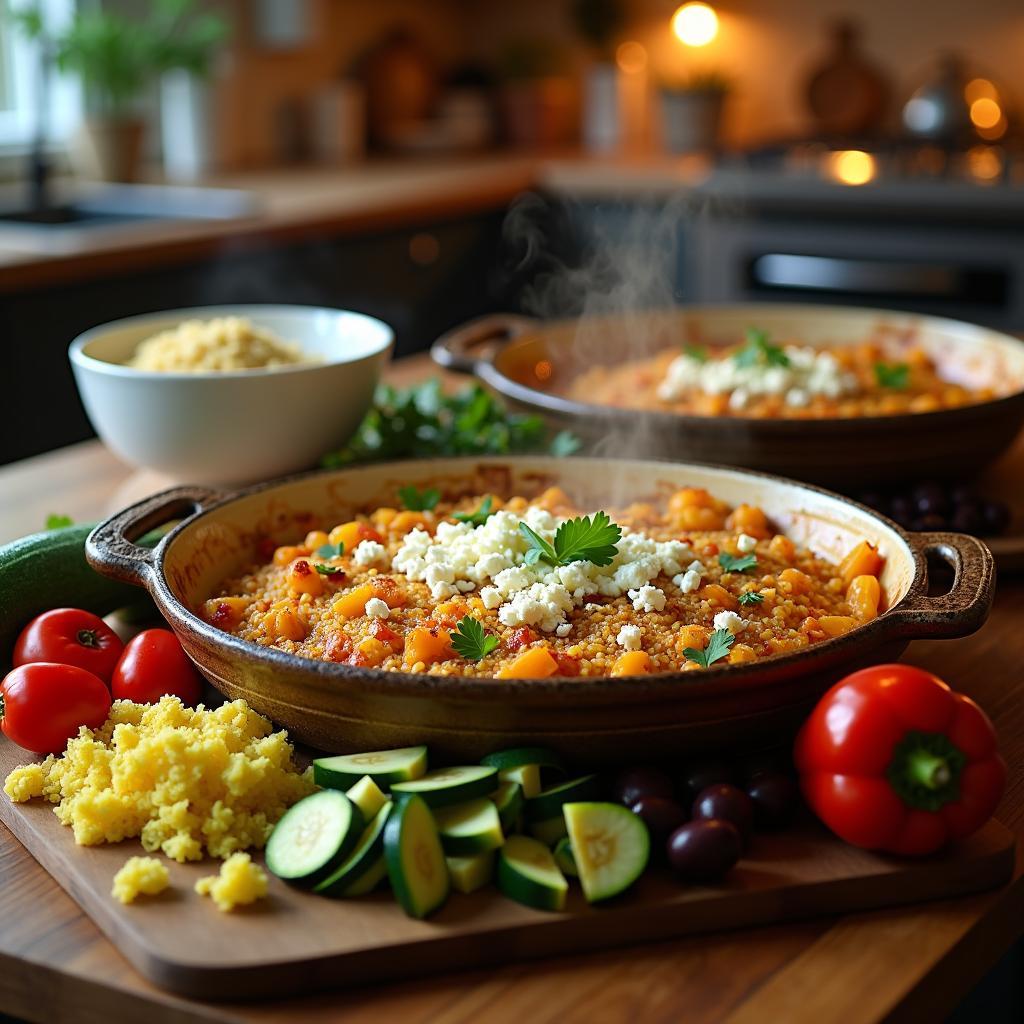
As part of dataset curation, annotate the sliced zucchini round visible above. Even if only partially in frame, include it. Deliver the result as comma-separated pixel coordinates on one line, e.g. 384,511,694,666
497,835,568,912
313,746,428,789
500,763,542,799
553,836,578,877
434,798,504,856
391,765,498,808
265,790,364,886
482,747,566,773
528,815,568,846
314,801,393,897
341,855,388,897
564,802,650,903
346,776,388,820
491,780,524,833
525,775,603,822
446,850,496,894
384,794,450,919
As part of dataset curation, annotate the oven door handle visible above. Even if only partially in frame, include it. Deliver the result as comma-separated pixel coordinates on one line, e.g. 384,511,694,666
750,253,961,296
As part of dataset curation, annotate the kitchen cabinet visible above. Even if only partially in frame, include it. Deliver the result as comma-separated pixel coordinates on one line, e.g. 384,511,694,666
0,210,512,465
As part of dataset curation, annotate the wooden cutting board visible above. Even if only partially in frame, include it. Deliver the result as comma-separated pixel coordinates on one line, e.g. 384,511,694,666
0,737,1013,1002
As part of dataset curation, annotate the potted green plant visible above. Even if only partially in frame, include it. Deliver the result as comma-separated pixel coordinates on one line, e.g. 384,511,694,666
13,0,226,182
571,0,626,152
660,70,732,153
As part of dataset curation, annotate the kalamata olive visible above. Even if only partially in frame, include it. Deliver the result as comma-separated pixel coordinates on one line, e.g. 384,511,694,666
746,772,800,830
913,483,948,517
612,766,674,807
680,760,735,803
692,783,754,842
981,500,1011,537
950,499,985,535
667,819,742,881
631,796,687,841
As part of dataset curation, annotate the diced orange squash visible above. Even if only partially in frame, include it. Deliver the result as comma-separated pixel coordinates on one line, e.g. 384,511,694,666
727,643,757,665
371,507,399,529
779,568,812,594
840,541,883,587
272,545,307,566
389,511,432,536
669,487,715,511
847,574,881,620
203,596,249,629
611,651,653,676
675,505,727,531
819,615,859,638
403,626,454,668
287,559,324,598
303,530,329,551
328,521,386,552
263,606,307,642
726,504,771,538
702,583,739,611
496,646,559,679
768,534,796,561
332,583,374,619
677,624,709,651
534,486,571,511
353,637,390,668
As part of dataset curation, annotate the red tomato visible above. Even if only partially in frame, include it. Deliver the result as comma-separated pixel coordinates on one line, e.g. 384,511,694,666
13,608,123,682
0,663,112,754
111,630,204,706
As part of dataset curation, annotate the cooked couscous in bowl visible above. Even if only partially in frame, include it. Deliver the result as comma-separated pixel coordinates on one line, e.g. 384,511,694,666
201,482,887,680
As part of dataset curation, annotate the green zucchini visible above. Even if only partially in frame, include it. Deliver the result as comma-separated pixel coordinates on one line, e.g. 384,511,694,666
528,816,568,846
391,765,497,808
491,780,524,833
525,775,603,822
446,851,495,894
265,790,364,886
497,835,568,912
313,801,392,897
434,798,504,856
481,748,566,799
553,836,578,877
384,794,450,919
346,776,388,820
0,523,162,664
500,764,542,798
342,855,388,897
564,802,650,903
313,746,428,790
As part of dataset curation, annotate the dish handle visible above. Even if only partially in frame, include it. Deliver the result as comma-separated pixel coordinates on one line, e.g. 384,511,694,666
86,486,224,589
431,313,538,374
887,532,995,639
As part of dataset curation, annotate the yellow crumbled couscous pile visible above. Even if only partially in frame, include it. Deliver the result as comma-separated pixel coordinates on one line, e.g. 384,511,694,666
3,695,315,862
195,852,269,912
111,856,170,905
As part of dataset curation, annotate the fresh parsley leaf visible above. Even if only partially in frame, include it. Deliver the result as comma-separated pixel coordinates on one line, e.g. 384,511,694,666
733,328,790,369
684,344,709,363
739,591,765,606
683,628,735,668
314,563,345,576
316,542,344,558
450,615,499,661
520,512,622,568
453,495,494,527
874,361,910,390
399,486,440,512
719,552,758,574
549,429,582,457
45,513,74,530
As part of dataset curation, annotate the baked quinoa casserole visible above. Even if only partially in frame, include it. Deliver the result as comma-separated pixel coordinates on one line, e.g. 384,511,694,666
202,484,885,679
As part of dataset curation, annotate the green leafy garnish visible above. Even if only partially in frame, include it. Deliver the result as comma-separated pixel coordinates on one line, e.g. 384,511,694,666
519,512,622,568
719,552,758,573
45,513,74,530
314,564,345,576
874,362,910,390
684,344,709,362
450,615,499,661
733,328,790,369
321,380,579,467
399,486,440,512
315,542,344,558
739,591,765,606
550,429,582,457
683,628,735,668
453,496,494,527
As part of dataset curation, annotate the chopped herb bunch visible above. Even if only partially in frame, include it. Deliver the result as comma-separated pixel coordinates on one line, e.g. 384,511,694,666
45,514,74,530
315,542,344,559
874,362,910,390
314,564,345,576
399,485,441,512
684,344,709,363
450,615,499,661
453,495,495,528
683,628,735,668
520,512,622,568
733,328,791,369
719,552,758,574
739,591,765,606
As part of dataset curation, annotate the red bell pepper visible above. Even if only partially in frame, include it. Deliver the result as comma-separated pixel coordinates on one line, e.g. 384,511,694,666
794,664,1005,856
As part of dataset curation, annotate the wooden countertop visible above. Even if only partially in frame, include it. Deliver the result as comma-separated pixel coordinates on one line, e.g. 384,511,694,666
0,355,1022,1022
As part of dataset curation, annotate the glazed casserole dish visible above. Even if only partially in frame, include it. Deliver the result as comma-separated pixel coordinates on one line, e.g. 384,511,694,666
431,305,1024,485
86,457,993,761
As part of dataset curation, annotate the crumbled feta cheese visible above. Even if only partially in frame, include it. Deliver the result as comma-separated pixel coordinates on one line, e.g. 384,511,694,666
498,582,574,633
713,610,746,635
729,388,749,411
737,534,758,554
785,387,809,408
628,585,667,613
480,586,502,610
673,569,703,594
352,540,389,568
555,623,572,637
616,624,643,651
364,598,390,619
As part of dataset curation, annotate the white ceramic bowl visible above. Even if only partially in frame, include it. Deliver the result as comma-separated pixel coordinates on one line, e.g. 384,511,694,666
69,304,393,485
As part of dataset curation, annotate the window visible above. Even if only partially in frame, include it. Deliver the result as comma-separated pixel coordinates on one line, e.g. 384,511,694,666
0,0,80,149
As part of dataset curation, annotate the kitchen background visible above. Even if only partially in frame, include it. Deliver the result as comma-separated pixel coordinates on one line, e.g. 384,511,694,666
2,0,1024,465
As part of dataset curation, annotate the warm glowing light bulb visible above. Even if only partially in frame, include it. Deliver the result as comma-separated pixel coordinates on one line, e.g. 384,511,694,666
964,78,997,104
672,3,719,47
967,145,1002,182
970,97,1002,130
827,150,877,186
616,40,648,74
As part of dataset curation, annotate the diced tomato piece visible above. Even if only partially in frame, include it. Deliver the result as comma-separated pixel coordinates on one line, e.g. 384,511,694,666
325,633,353,663
369,620,403,650
359,524,386,545
505,626,537,652
553,652,581,676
